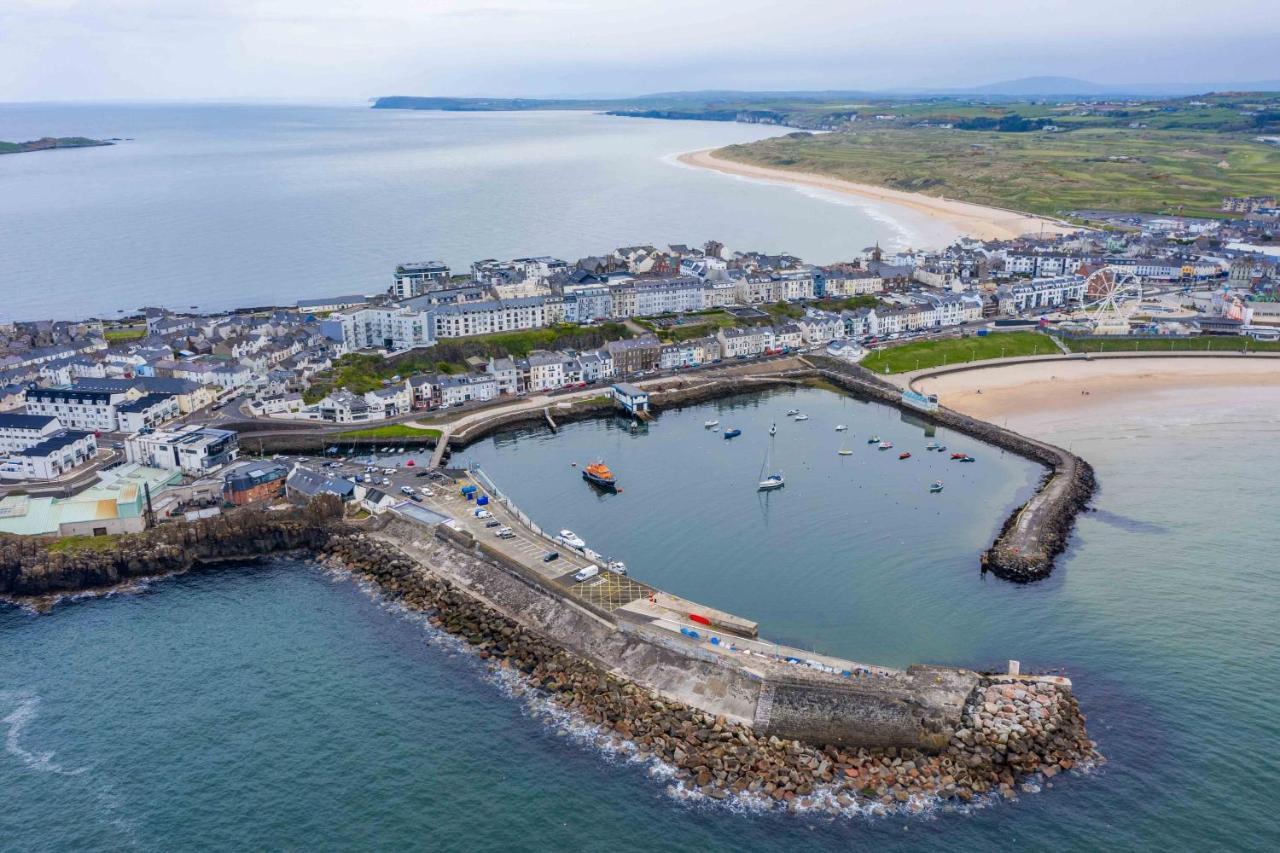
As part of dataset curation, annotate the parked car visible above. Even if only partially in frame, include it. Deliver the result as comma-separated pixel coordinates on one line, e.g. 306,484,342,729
409,494,423,503
495,526,514,538
542,551,560,563
400,486,415,495
484,520,502,528
573,565,600,582
474,509,493,519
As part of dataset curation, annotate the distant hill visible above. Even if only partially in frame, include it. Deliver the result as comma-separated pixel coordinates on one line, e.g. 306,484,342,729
0,136,113,155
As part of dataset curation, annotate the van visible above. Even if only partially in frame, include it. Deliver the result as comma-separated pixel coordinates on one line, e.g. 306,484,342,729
573,565,600,582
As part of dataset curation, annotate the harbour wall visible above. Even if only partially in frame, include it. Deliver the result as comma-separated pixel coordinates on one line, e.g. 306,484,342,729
801,356,1095,582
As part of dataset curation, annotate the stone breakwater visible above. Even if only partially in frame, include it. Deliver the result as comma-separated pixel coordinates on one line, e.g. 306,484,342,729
320,532,1101,812
803,356,1096,582
0,497,342,599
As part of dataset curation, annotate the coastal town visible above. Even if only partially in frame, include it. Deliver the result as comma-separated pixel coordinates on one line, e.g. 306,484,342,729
0,194,1277,538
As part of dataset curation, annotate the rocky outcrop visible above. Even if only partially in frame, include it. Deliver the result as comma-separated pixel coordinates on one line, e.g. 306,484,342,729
0,497,343,598
320,532,1101,811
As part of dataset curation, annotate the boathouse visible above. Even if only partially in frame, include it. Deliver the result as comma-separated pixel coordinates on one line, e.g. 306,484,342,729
611,383,650,415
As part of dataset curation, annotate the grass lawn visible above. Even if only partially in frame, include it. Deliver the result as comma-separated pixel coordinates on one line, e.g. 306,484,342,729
104,327,147,343
861,332,1053,375
47,534,123,553
1062,336,1280,354
338,424,442,440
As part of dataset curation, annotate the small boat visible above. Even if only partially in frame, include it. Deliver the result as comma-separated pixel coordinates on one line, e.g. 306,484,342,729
607,560,628,576
582,460,618,490
723,428,741,439
757,473,785,491
930,481,944,493
936,445,947,453
899,452,912,460
757,448,784,491
786,409,800,416
794,414,809,422
959,455,976,463
704,420,719,428
878,441,894,450
951,452,968,460
925,442,940,451
867,435,881,444
835,424,847,432
558,529,586,549
837,448,854,456
769,423,776,436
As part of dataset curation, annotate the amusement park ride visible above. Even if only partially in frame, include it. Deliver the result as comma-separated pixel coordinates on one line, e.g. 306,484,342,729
1082,267,1143,334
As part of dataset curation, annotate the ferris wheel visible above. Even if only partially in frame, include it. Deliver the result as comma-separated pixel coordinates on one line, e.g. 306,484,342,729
1083,267,1142,334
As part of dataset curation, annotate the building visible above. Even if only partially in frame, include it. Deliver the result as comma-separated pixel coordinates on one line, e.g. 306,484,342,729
296,294,371,314
114,393,181,434
392,261,451,299
286,465,358,503
717,326,773,359
125,425,239,474
611,383,649,415
221,461,289,506
0,429,98,481
0,413,65,453
1000,275,1087,314
25,385,138,432
430,297,548,339
604,335,662,376
0,464,180,537
335,305,435,352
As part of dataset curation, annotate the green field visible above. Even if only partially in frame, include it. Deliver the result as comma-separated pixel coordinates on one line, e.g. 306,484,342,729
337,424,441,440
1061,336,1280,354
717,125,1280,218
862,332,1053,374
104,327,147,342
46,534,123,553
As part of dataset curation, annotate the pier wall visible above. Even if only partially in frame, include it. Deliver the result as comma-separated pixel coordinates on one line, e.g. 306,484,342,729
374,516,978,749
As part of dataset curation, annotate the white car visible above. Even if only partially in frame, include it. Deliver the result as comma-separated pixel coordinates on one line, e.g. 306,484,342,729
400,486,415,495
381,478,391,486
496,527,515,539
474,509,493,519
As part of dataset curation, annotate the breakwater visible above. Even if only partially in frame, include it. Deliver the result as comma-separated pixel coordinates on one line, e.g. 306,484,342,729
802,356,1095,582
319,528,1100,809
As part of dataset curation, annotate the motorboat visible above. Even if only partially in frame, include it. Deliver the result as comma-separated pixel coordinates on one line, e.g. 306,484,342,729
704,420,719,428
794,414,809,421
757,473,785,491
925,441,940,451
558,529,586,549
607,560,628,576
951,452,968,460
835,424,847,432
723,428,742,439
936,445,947,453
930,481,944,493
837,449,854,456
769,423,777,436
786,409,800,416
899,452,912,460
867,435,881,444
959,455,976,463
582,461,618,490
878,441,894,450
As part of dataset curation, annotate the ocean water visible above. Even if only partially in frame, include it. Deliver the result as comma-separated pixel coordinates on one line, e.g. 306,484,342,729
5,385,1278,850
0,104,957,321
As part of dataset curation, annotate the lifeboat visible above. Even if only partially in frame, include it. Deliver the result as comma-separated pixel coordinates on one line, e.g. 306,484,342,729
582,461,617,490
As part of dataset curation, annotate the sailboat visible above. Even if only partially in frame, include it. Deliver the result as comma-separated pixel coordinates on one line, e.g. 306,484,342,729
757,446,784,491
837,437,853,456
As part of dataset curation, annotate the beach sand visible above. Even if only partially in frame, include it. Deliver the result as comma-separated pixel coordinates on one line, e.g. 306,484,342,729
678,148,1074,243
916,357,1280,435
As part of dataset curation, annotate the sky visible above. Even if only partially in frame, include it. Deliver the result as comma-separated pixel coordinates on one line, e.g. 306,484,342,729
1,0,1277,102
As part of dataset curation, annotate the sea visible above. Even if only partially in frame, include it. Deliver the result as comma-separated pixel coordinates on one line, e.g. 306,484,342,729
0,103,958,322
4,385,1278,851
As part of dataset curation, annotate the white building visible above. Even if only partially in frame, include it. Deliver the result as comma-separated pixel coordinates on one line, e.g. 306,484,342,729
430,297,548,339
115,393,181,434
1001,275,1087,313
25,386,138,432
125,425,239,474
717,326,773,358
0,429,99,481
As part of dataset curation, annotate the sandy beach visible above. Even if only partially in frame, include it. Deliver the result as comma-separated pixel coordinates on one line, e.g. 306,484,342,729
678,148,1074,243
916,357,1280,433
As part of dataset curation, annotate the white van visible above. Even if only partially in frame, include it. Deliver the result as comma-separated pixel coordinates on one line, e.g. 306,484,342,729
573,565,600,583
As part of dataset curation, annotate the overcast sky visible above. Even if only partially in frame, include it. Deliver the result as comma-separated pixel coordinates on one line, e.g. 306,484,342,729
2,0,1277,102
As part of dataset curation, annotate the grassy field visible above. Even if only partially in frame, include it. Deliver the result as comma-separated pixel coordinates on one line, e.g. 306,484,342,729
104,327,147,342
337,424,442,440
1061,336,1280,354
862,332,1053,374
716,126,1280,218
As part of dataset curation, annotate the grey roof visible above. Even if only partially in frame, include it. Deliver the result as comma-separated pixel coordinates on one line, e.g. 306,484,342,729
0,413,58,431
15,430,94,457
286,467,356,499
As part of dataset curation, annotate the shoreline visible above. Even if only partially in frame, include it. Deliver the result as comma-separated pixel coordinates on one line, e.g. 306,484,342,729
677,148,1075,243
913,357,1280,428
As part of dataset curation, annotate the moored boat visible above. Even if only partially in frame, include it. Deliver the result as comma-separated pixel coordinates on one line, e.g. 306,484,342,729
835,424,847,431
558,529,586,549
878,441,894,450
582,460,617,489
950,452,967,460
867,435,881,444
786,408,800,416
723,428,742,439
959,455,976,463
925,441,940,450
607,560,628,576
899,452,912,460
757,473,785,491
837,448,853,456
704,419,719,428
794,414,809,421
930,481,944,493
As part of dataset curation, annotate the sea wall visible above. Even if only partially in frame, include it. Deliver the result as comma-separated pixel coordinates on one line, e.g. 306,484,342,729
0,497,343,598
803,356,1095,582
320,528,1100,808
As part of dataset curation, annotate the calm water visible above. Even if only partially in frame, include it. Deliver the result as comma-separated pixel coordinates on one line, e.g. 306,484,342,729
0,104,957,321
5,386,1278,850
